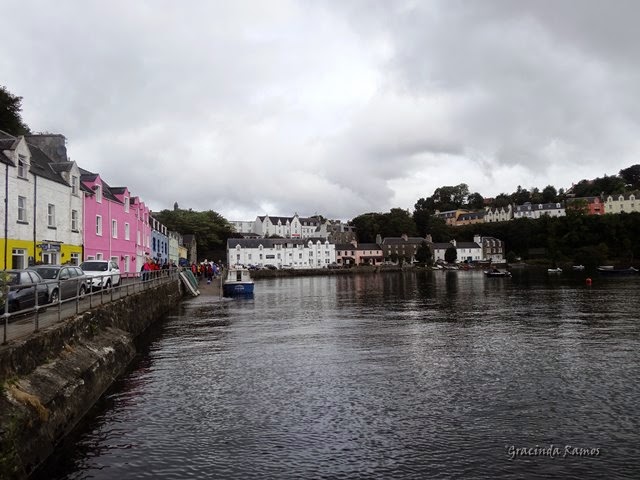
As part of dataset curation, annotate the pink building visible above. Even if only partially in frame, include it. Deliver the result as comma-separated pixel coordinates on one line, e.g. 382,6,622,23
81,172,151,275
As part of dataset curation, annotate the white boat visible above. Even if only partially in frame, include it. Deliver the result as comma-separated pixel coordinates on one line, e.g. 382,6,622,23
223,267,254,297
572,265,585,271
547,268,563,274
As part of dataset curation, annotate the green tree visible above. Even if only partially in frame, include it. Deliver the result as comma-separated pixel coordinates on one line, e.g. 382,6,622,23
542,185,558,203
0,86,31,135
152,207,235,260
415,241,433,265
444,245,457,263
619,164,640,189
351,212,381,243
465,192,484,210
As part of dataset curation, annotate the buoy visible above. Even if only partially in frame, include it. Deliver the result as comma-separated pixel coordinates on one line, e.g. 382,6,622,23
586,277,592,286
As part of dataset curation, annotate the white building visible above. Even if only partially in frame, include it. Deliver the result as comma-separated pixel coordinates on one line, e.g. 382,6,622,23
514,202,566,219
604,192,640,214
431,239,483,263
251,214,329,239
1,132,83,268
484,204,513,223
227,237,336,269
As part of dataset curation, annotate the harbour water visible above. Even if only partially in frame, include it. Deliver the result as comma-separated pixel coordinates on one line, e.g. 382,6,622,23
36,270,639,479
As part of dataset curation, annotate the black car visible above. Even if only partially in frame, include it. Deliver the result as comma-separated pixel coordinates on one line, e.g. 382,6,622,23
0,269,50,314
28,265,89,303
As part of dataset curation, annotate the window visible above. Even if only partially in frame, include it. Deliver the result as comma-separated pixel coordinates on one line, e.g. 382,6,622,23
112,219,117,238
17,155,27,178
47,204,56,227
71,175,79,195
17,196,27,222
96,215,102,235
12,248,27,269
124,196,129,213
124,223,130,240
96,253,103,260
124,255,130,273
71,210,79,231
137,230,141,245
70,252,80,265
95,185,102,203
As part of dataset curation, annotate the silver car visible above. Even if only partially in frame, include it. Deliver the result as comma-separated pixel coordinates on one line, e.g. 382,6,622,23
80,260,122,290
28,265,89,303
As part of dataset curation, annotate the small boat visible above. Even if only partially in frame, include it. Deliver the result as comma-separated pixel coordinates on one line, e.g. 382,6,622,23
597,266,639,275
547,268,563,274
572,265,585,271
484,269,512,278
223,267,255,296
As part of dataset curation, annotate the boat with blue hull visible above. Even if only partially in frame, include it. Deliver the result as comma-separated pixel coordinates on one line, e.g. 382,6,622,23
223,267,255,297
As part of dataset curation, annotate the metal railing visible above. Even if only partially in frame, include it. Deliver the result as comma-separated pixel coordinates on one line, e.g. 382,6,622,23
2,269,181,345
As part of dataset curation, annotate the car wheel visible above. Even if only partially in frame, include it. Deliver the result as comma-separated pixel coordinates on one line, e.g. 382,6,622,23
50,289,60,304
79,285,87,298
104,280,111,290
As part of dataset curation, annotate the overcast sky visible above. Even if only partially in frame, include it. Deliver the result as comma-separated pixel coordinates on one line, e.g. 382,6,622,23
2,0,639,221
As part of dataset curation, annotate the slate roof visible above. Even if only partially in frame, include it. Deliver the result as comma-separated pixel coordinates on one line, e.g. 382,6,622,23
79,169,123,204
381,237,425,245
227,237,329,249
515,202,564,212
27,144,69,186
0,130,18,165
457,211,484,221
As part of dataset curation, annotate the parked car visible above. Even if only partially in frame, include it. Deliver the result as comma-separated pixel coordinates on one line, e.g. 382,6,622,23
264,264,278,270
28,265,89,303
0,269,50,313
80,260,121,290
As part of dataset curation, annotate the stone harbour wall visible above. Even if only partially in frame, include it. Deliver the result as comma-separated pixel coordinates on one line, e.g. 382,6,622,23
0,279,184,479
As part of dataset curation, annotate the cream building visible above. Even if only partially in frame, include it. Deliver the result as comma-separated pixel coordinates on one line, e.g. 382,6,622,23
604,192,640,214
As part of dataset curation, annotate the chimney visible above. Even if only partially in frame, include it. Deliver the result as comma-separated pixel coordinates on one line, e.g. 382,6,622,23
25,133,68,162
473,234,481,245
375,233,382,245
425,234,433,243
450,239,457,247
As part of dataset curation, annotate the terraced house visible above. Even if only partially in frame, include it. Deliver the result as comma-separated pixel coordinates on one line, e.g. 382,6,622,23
0,131,83,269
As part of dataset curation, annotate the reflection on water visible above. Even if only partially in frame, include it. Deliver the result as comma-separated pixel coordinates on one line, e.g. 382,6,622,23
36,270,640,479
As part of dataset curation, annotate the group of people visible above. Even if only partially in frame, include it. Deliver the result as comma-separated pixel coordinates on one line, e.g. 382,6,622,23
190,260,223,284
141,254,178,281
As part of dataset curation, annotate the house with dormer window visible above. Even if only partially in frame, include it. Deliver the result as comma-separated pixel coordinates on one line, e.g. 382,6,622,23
0,131,83,268
604,192,640,214
514,202,566,219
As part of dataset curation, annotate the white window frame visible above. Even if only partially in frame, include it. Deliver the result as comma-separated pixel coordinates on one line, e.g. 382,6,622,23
71,209,79,231
70,252,80,265
95,185,102,203
96,253,103,260
47,204,56,227
12,248,27,269
112,219,118,238
124,222,130,240
17,155,27,178
17,196,27,222
96,215,102,236
124,255,130,273
71,175,79,195
124,196,129,213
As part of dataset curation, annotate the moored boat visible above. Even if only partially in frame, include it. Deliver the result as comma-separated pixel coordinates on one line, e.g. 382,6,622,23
223,267,255,296
547,268,563,274
597,266,639,275
572,265,585,271
484,269,512,278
